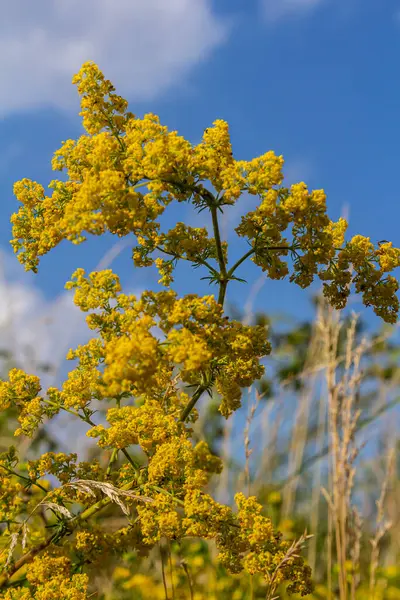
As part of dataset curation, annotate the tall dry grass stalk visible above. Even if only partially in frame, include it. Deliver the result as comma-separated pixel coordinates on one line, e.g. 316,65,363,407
349,506,362,600
308,374,328,574
369,448,395,599
235,273,269,498
242,387,261,496
236,294,399,597
281,302,324,521
320,307,365,600
253,391,279,485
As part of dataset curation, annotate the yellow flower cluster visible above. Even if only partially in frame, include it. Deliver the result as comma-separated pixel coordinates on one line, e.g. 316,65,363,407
65,268,121,310
0,369,41,411
87,400,181,451
27,452,102,486
0,369,59,437
181,491,313,594
321,236,400,322
1,549,91,598
193,440,223,475
74,526,114,567
136,493,182,545
113,571,166,598
63,271,271,415
0,472,23,522
236,182,400,322
88,401,221,497
2,553,90,600
10,60,400,326
70,61,132,136
3,60,400,598
236,494,312,595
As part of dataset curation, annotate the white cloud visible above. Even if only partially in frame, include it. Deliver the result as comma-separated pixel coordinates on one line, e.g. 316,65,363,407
0,269,90,451
0,241,139,382
262,0,324,22
0,0,229,116
0,248,143,453
0,257,86,381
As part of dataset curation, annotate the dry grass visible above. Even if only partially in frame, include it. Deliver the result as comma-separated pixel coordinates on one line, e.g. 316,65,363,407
227,297,400,597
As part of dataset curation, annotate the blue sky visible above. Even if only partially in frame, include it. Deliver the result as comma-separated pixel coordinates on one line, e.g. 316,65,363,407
1,0,400,371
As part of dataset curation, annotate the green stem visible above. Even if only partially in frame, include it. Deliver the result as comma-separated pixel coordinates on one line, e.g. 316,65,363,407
41,398,96,427
156,246,219,277
106,448,119,477
41,398,81,419
227,248,255,278
132,181,150,191
181,561,194,600
148,486,185,507
250,573,254,600
0,464,48,494
179,387,205,422
101,109,126,153
217,281,228,307
168,541,176,600
210,205,228,306
226,244,295,280
3,576,28,589
160,543,169,600
121,448,140,474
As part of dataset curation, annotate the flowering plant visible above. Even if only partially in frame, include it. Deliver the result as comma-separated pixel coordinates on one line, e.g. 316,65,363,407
1,61,399,599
